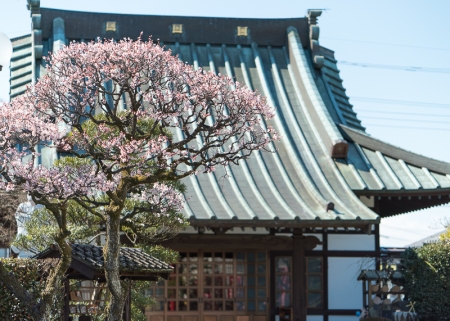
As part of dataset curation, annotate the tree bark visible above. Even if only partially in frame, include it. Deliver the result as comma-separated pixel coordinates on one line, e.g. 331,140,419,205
0,260,41,320
39,236,72,319
105,212,127,321
0,210,72,321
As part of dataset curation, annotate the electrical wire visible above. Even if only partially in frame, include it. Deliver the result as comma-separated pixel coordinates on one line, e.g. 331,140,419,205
352,97,450,109
362,116,450,124
338,61,450,74
358,110,450,118
321,36,450,52
363,123,450,131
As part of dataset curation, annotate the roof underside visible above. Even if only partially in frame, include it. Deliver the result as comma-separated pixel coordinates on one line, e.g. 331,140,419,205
10,7,450,226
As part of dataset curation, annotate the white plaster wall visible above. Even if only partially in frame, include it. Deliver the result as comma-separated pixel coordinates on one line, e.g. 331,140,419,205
41,146,57,168
327,234,375,251
329,316,359,321
328,257,363,309
0,248,9,258
307,316,323,321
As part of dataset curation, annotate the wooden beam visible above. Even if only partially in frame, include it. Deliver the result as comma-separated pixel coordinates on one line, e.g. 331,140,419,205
292,233,306,321
188,219,379,229
162,234,294,251
305,250,381,257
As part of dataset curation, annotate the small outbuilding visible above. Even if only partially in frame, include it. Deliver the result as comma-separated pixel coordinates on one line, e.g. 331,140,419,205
35,243,173,321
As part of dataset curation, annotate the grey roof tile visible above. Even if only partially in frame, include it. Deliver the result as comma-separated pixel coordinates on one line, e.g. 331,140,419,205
339,125,450,194
70,244,173,273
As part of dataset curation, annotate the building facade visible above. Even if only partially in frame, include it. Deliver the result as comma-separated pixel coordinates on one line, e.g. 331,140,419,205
7,1,450,321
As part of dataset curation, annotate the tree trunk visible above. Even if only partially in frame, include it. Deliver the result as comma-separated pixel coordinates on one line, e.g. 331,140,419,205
0,239,72,321
104,213,127,321
39,237,72,320
0,260,41,320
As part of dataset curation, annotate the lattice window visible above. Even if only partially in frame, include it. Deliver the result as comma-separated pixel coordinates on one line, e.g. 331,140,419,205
275,257,291,308
306,257,323,308
146,251,268,314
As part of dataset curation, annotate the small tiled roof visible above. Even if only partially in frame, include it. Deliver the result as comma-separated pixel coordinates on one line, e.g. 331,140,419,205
70,244,173,273
357,270,404,281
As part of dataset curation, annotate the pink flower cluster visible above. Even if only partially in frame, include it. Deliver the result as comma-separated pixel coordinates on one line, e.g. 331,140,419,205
0,37,279,208
130,183,184,215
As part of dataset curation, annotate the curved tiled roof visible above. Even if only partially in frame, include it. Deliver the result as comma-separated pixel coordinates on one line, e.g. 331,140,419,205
172,28,380,227
10,5,450,225
338,125,450,193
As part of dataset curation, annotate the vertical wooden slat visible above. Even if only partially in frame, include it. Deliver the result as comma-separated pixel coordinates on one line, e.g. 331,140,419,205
292,233,306,321
168,316,182,321
150,316,164,321
185,316,198,321
204,316,217,321
64,277,69,321
221,316,234,321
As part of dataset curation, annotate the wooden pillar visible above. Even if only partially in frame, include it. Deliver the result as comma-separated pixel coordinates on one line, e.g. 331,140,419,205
64,277,70,321
292,233,306,321
123,281,132,321
322,231,329,321
292,233,321,321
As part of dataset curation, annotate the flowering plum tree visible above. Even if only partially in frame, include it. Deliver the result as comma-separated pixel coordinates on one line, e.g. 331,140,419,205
0,37,278,320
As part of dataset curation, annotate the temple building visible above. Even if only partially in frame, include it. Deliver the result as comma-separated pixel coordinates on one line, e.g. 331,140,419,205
6,1,450,321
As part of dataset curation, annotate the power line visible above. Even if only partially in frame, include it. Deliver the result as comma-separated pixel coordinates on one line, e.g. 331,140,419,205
364,123,450,131
321,36,450,52
363,116,450,125
358,110,450,118
352,97,450,109
339,61,450,74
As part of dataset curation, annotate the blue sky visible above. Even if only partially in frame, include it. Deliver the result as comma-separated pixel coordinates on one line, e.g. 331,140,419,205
1,0,450,246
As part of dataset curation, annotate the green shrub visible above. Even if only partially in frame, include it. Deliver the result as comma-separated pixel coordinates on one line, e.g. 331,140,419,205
0,258,63,320
402,241,450,321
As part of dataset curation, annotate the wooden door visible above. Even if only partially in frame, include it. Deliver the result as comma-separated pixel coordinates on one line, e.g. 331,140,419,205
270,252,293,321
146,250,269,321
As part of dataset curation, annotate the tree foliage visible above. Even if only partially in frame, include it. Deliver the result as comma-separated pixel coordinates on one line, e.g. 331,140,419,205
402,241,450,321
439,227,450,241
0,258,63,321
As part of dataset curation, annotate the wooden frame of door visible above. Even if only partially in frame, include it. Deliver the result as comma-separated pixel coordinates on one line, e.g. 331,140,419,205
146,250,270,321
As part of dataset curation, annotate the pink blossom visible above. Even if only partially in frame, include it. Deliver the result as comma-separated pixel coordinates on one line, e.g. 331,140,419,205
0,36,279,212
